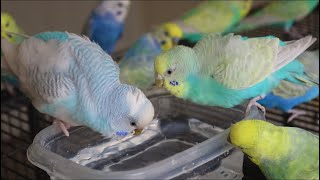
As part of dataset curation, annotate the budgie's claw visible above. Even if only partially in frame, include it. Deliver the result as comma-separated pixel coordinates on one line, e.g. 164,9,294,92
287,109,307,123
53,119,71,137
245,95,266,116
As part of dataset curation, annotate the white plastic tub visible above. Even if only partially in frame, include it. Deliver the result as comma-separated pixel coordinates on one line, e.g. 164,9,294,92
27,89,265,179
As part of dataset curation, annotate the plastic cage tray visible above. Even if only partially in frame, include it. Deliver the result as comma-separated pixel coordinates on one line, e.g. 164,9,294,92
26,89,268,179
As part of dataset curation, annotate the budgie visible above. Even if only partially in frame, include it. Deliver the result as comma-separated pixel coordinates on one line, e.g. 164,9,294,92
83,0,130,54
231,0,319,39
175,0,252,35
259,50,319,123
229,119,319,180
155,33,317,115
119,23,183,90
1,31,154,137
1,12,25,95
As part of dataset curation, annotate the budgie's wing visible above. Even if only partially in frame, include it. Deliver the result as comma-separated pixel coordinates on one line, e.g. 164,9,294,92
1,35,76,106
119,34,161,89
233,0,319,32
193,33,316,89
180,0,252,34
119,54,156,89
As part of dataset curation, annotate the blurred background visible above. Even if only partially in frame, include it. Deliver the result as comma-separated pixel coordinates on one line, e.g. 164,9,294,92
1,1,199,52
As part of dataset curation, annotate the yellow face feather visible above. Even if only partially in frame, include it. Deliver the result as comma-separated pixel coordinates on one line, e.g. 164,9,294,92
158,23,183,51
1,12,22,42
155,46,197,98
154,54,187,98
161,23,183,40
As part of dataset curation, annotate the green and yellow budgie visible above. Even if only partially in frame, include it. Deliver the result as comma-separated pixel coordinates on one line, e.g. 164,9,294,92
229,120,319,180
175,0,252,44
177,0,252,34
231,0,319,38
1,12,25,95
154,33,317,114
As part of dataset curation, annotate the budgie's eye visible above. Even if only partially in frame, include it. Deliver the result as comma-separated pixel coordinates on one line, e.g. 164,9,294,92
117,2,123,7
130,122,136,126
164,31,169,37
5,22,9,27
167,70,172,75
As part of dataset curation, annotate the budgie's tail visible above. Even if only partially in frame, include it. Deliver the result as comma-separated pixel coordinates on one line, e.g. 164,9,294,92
290,72,319,87
274,35,318,87
274,35,317,73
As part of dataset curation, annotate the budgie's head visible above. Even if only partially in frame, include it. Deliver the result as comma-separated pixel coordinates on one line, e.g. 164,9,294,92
108,85,154,137
152,23,183,51
1,12,20,42
229,119,285,165
154,45,197,98
94,0,130,23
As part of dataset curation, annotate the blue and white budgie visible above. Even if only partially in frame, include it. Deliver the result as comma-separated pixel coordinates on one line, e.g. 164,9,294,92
259,49,319,123
1,31,154,137
84,0,130,54
119,23,183,90
155,33,317,115
231,0,319,39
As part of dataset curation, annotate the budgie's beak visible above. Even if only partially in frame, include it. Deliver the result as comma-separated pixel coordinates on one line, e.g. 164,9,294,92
155,74,164,87
133,128,143,135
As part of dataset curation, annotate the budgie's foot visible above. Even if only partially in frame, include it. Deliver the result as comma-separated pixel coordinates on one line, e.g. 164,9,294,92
287,109,306,123
245,95,266,116
53,119,71,137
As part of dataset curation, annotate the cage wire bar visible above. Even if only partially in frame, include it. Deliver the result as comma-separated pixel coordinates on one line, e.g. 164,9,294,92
1,4,319,180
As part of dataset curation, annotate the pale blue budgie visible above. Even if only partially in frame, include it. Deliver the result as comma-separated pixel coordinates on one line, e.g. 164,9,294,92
84,0,130,54
155,33,317,115
259,49,319,123
1,31,154,137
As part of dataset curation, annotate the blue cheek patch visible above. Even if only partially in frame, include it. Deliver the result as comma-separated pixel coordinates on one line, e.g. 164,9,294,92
116,131,128,136
170,80,179,86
